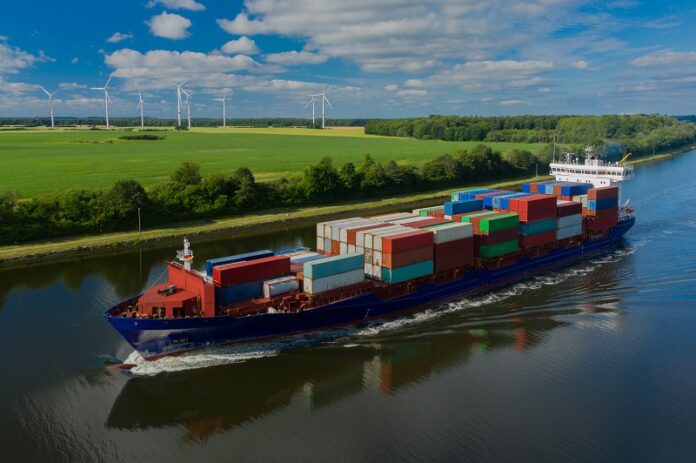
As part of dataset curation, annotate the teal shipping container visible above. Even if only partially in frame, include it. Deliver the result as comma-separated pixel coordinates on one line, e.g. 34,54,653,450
381,260,433,284
304,253,364,279
519,218,557,236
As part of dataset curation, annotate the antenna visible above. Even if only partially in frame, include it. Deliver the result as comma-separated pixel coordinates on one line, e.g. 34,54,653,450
175,79,190,127
182,88,193,129
90,73,114,130
39,86,58,128
214,92,228,127
136,89,144,128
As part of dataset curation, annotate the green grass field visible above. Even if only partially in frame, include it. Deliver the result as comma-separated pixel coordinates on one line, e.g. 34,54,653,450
0,127,544,197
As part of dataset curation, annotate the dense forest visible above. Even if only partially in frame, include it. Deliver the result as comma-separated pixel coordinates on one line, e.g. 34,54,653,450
366,115,696,157
0,117,372,128
0,145,537,244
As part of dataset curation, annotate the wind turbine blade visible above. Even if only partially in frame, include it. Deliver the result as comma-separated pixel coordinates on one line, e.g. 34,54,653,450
304,100,313,108
105,90,112,102
90,87,103,90
39,86,50,96
324,96,333,109
177,78,190,88
105,74,113,88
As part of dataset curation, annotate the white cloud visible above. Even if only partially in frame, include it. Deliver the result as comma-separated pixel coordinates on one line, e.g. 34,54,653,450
538,87,552,93
59,82,87,89
107,32,133,44
221,36,259,55
571,60,589,69
71,57,79,64
146,0,205,11
148,12,192,40
396,89,427,97
0,41,46,75
384,84,398,91
500,99,523,106
631,50,696,67
265,50,328,65
414,60,553,91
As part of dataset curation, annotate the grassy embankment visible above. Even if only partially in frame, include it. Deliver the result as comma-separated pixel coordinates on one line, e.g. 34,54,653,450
0,127,692,264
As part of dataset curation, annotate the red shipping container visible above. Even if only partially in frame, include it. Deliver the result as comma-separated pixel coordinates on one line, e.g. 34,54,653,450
382,230,434,253
382,246,433,269
427,209,446,218
346,223,392,245
586,215,618,232
434,252,473,272
434,237,474,271
476,227,518,245
213,255,290,287
587,205,618,218
508,194,556,222
407,218,450,228
552,183,571,197
557,201,582,217
588,186,619,200
519,230,556,248
434,237,474,256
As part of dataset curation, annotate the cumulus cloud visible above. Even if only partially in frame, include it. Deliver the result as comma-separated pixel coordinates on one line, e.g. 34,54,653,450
265,50,328,65
413,60,553,91
107,32,133,44
384,84,398,91
146,0,205,11
148,12,192,40
631,50,696,67
71,57,79,64
499,99,523,106
58,82,87,89
221,36,259,55
396,89,427,97
571,60,589,69
0,41,47,75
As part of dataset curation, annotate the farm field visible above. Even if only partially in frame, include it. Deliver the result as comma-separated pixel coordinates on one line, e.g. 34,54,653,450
0,127,545,197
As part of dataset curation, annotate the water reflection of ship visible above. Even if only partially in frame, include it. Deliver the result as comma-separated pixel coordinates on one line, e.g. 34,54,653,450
106,314,571,441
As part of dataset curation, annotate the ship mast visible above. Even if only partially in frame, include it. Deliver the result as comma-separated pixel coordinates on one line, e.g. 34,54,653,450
177,237,194,271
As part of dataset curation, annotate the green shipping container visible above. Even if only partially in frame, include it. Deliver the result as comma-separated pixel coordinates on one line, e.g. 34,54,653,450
460,211,497,223
519,218,557,236
381,260,433,284
478,213,519,234
479,240,519,258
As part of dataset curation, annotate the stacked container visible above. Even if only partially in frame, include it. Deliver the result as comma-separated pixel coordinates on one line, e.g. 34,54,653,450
422,222,474,272
585,186,619,232
213,255,291,305
205,250,274,276
413,206,444,217
303,253,365,294
451,189,495,201
358,225,411,277
470,212,520,258
379,229,435,283
263,275,300,298
556,200,584,240
507,195,557,250
444,199,484,216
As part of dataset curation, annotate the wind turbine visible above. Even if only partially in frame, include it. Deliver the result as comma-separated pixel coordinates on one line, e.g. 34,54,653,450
39,86,58,128
136,89,144,128
182,88,194,129
90,74,113,129
311,91,332,129
214,92,228,127
175,79,190,127
304,94,318,127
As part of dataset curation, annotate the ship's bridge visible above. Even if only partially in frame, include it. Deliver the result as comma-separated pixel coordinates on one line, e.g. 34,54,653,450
549,148,634,188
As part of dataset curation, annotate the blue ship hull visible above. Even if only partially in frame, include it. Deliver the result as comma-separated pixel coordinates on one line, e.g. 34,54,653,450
105,218,634,359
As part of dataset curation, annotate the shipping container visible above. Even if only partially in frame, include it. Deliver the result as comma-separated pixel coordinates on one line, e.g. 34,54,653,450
560,183,592,197
347,222,393,245
407,217,451,229
367,212,415,222
423,222,473,243
433,237,474,259
557,213,582,228
357,225,404,248
381,260,433,284
304,268,364,294
588,186,619,200
585,215,618,232
362,226,408,249
303,252,364,279
427,209,446,219
213,255,290,287
587,205,619,218
478,212,519,234
316,236,325,251
557,200,583,217
216,279,264,305
444,199,484,216
556,223,583,240
476,227,519,245
337,220,378,242
508,195,557,222
520,230,556,248
519,218,557,236
492,192,529,210
588,197,619,210
572,194,589,208
413,206,444,217
459,210,497,223
478,240,519,259
382,230,434,253
289,251,323,264
451,188,494,201
263,275,299,298
205,250,274,276
382,246,433,269
373,228,419,252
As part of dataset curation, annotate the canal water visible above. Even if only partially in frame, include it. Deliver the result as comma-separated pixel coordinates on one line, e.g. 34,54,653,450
1,152,695,462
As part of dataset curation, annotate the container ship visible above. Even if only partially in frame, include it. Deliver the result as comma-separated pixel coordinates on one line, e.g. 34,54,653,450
105,154,635,360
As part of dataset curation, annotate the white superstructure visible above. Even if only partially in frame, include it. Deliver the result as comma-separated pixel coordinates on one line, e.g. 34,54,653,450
550,146,634,188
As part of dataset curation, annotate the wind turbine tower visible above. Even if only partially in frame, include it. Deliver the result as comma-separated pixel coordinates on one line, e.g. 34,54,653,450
136,89,144,128
304,94,318,127
318,92,332,129
215,93,228,127
182,88,194,129
39,86,58,128
90,74,113,129
175,79,190,127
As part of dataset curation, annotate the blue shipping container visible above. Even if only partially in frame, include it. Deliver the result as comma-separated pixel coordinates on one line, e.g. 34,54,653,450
519,218,557,236
381,260,433,284
304,253,364,279
498,193,531,210
453,189,494,201
521,183,532,193
560,183,592,197
543,182,562,195
588,197,619,210
215,279,264,306
276,246,310,255
291,253,326,265
444,199,484,216
482,192,512,208
206,250,274,276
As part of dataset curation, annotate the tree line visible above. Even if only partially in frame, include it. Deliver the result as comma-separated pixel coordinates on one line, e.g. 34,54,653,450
0,145,538,245
0,117,372,128
365,114,696,157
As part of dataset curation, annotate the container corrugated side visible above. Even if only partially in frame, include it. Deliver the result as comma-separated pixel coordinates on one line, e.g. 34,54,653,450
213,255,290,286
424,222,473,243
362,226,407,249
444,199,484,216
380,260,433,284
478,240,519,258
303,252,364,279
519,218,557,236
557,214,582,229
304,268,364,294
556,223,583,240
216,279,264,305
262,276,299,298
478,213,519,234
338,220,379,242
206,250,274,276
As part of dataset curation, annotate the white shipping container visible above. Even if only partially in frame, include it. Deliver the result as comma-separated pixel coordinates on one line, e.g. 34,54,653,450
304,268,364,294
370,212,415,222
556,223,583,240
364,263,373,276
373,250,383,266
339,242,348,254
429,222,473,244
316,236,325,251
338,220,377,242
263,275,299,298
329,219,361,241
557,214,582,229
324,238,331,253
572,195,588,207
348,244,356,253
364,248,373,264
360,225,404,249
317,217,354,239
357,246,364,254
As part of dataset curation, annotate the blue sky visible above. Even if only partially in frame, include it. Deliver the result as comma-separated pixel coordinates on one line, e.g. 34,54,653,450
1,0,695,118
